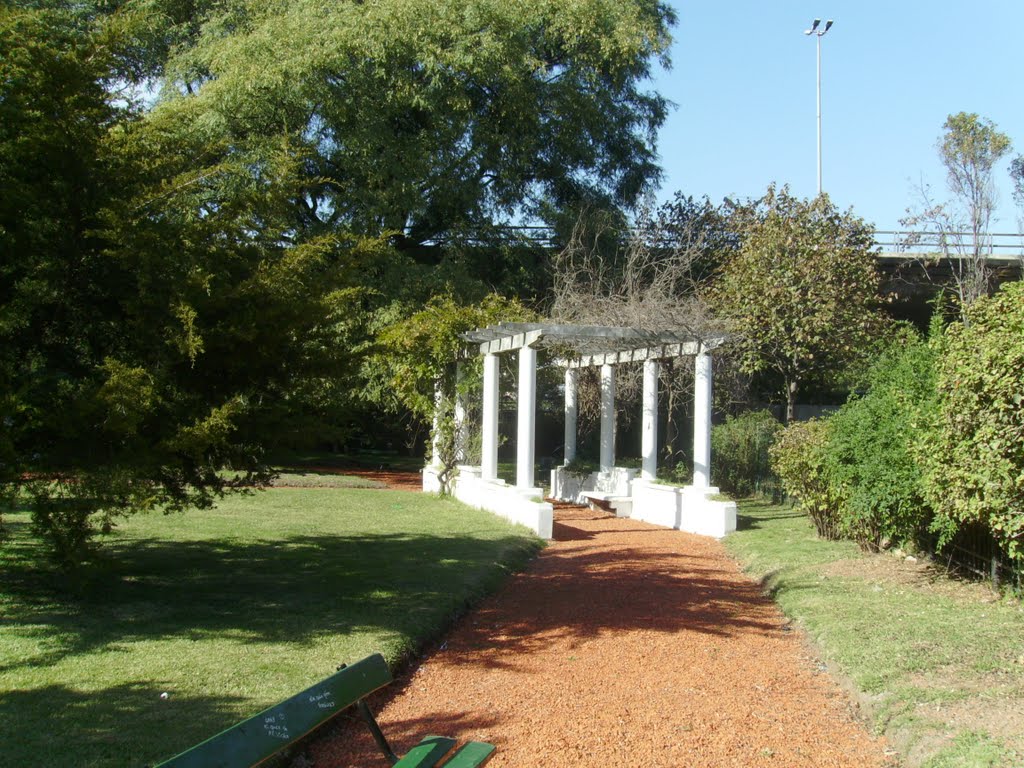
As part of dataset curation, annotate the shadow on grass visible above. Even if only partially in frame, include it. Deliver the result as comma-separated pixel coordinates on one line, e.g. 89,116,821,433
0,681,248,768
734,498,805,531
1,530,541,674
271,449,425,473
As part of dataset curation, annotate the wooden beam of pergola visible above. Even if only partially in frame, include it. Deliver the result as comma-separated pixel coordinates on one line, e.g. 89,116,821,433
461,321,725,364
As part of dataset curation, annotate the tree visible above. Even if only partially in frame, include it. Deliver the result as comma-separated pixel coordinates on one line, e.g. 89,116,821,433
0,6,387,566
151,0,676,246
551,195,730,333
901,113,1012,314
712,186,884,423
1008,155,1024,273
368,294,534,494
1011,154,1024,215
549,196,734,464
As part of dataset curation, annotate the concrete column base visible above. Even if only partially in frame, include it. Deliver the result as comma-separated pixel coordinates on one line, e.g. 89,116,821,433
422,465,443,494
630,480,737,539
425,464,553,539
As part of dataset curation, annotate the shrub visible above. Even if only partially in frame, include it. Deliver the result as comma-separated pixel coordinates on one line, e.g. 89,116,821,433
662,461,693,486
920,282,1024,563
563,457,599,477
711,410,782,497
823,329,936,550
769,419,840,539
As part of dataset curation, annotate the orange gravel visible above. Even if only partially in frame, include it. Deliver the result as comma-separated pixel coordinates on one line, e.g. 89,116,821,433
307,503,891,768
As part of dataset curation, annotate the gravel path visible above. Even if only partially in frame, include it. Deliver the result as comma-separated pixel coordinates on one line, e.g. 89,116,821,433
309,503,891,767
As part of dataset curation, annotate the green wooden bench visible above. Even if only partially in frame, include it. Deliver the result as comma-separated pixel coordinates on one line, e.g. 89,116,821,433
154,653,495,768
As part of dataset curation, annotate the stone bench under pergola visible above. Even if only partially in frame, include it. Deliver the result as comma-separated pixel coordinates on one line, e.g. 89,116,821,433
422,322,737,540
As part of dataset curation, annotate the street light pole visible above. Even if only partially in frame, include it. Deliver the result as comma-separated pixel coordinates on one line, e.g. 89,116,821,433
804,18,833,196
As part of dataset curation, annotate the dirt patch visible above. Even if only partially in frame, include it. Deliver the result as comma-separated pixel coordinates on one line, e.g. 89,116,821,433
304,505,892,767
903,669,1024,756
820,554,1004,604
921,695,1024,755
296,467,423,492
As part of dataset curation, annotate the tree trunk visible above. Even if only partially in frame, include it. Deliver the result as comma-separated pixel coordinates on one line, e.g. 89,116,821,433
785,379,798,425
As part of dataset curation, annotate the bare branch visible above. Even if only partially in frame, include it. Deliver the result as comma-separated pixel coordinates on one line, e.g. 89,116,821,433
549,200,734,463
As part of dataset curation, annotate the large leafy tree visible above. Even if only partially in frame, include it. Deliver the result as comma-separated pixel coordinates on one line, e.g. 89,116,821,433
152,0,675,245
1,6,384,566
712,186,884,423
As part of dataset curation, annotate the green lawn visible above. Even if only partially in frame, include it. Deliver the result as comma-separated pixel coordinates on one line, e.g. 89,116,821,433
0,483,542,768
726,500,1024,768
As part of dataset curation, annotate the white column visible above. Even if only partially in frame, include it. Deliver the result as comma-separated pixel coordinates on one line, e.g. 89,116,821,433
516,346,537,488
693,352,712,488
481,353,499,481
641,360,659,481
563,368,578,465
453,363,466,464
430,377,443,468
600,363,616,472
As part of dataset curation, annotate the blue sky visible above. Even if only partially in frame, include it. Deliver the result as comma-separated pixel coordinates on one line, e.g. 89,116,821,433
648,1,1024,233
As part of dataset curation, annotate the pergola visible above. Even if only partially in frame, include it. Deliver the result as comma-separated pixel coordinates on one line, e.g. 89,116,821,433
423,322,737,540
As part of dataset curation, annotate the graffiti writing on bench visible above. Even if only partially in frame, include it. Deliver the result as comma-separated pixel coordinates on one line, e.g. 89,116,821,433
263,712,290,740
308,690,337,710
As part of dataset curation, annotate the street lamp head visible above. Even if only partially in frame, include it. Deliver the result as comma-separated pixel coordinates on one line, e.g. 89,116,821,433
805,18,834,37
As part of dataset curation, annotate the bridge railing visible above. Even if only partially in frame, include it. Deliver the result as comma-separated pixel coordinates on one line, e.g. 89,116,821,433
409,226,1024,261
873,230,1024,262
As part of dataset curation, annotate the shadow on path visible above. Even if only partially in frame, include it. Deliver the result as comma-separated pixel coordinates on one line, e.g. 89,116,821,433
309,504,891,768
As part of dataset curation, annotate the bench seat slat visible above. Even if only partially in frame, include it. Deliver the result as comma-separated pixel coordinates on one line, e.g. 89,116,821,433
436,740,497,768
155,654,393,768
391,735,456,768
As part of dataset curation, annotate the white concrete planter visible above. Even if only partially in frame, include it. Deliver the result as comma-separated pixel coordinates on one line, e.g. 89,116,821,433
550,467,589,503
424,464,553,539
631,479,683,529
679,486,737,539
630,480,737,539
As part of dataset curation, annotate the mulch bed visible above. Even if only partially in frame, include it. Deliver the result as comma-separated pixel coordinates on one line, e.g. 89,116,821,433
304,502,892,767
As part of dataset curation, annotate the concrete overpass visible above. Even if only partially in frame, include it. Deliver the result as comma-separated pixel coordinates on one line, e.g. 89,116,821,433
486,226,1024,262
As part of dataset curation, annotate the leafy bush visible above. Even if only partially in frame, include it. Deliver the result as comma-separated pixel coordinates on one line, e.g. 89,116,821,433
711,410,782,497
823,329,936,550
920,282,1024,563
563,457,599,477
662,461,693,486
769,419,840,539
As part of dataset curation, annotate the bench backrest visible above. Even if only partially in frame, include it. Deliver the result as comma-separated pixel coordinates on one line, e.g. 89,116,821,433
155,653,393,768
